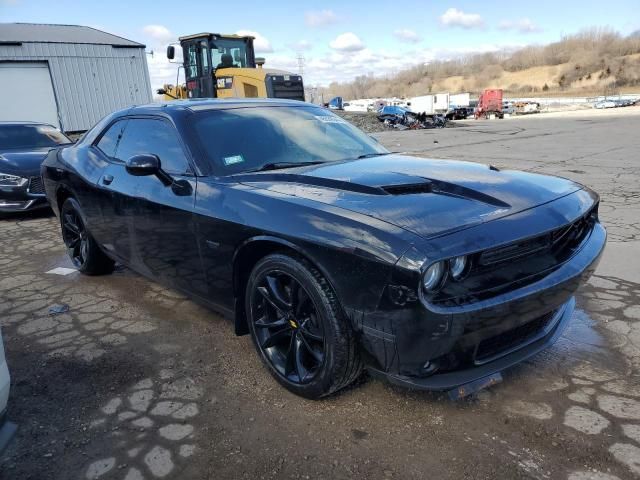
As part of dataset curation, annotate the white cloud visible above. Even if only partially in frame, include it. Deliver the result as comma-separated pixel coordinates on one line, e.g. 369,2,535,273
393,29,422,44
305,9,339,27
290,39,312,52
142,24,174,44
329,32,365,52
236,30,273,53
439,8,484,29
139,25,180,94
498,18,542,33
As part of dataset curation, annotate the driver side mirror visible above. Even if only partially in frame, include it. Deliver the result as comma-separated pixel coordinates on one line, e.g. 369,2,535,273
126,154,173,186
166,45,175,60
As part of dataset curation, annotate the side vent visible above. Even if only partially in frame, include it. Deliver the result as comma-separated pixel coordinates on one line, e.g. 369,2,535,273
382,182,433,195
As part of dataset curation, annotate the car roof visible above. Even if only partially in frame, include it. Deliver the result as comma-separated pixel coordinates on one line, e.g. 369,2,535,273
128,98,310,115
0,121,57,127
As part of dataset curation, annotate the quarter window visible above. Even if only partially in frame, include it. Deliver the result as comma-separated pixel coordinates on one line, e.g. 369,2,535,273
96,120,127,158
115,119,190,175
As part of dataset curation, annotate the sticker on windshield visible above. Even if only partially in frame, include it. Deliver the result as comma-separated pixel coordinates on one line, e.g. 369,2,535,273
223,155,245,166
315,115,347,124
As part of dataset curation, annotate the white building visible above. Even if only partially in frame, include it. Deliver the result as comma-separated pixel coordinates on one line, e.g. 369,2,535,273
0,23,153,132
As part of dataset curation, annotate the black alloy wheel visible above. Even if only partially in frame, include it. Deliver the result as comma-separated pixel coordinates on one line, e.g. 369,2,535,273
253,270,326,384
60,198,115,275
62,208,88,268
246,253,362,399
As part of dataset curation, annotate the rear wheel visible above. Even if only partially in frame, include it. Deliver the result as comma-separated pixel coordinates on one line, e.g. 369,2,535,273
60,198,114,275
246,253,362,399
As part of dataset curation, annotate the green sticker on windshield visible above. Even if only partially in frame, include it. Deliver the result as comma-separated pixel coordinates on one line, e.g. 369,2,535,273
223,155,244,166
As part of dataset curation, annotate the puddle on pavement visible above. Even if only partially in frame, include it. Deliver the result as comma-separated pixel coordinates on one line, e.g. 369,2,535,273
45,252,76,272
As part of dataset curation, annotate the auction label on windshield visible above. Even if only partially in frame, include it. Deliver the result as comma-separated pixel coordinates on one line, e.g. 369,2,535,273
315,115,347,124
223,155,245,165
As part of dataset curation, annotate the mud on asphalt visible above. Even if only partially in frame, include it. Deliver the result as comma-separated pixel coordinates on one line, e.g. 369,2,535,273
1,110,640,479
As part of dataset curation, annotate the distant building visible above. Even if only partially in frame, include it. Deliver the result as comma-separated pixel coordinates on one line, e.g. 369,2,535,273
0,23,153,132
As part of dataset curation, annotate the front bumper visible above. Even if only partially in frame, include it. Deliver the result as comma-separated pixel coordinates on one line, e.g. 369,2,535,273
368,297,574,394
358,221,606,394
0,177,49,212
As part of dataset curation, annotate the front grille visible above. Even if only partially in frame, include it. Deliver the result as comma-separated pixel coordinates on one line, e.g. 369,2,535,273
431,208,597,307
479,214,592,267
474,310,556,363
266,75,305,101
28,176,45,195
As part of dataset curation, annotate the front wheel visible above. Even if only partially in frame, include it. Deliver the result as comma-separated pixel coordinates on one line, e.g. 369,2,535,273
246,253,362,399
60,197,114,275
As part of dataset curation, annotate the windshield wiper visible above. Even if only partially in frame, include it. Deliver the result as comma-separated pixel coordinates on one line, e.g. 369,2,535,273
248,161,325,172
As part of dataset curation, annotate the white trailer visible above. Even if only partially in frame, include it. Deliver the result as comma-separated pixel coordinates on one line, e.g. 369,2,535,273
408,95,435,114
449,93,470,108
343,100,369,112
433,93,450,112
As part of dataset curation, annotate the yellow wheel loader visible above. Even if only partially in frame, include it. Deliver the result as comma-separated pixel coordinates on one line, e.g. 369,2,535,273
158,33,304,101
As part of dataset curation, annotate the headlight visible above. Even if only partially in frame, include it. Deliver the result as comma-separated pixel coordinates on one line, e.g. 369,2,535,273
0,173,28,187
449,256,468,280
422,261,445,291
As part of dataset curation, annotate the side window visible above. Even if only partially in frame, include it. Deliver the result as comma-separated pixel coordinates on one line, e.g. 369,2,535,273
115,119,190,175
200,44,209,73
186,44,198,80
96,120,127,158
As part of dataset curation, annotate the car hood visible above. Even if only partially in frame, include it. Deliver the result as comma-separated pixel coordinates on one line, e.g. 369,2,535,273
236,155,583,239
0,148,51,177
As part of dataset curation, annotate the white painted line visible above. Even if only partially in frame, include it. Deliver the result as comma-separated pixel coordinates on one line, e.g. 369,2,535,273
45,267,77,276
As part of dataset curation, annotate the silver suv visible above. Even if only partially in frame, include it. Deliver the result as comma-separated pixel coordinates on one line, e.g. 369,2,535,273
0,327,16,452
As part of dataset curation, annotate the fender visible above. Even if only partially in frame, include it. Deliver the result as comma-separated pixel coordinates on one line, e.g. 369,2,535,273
231,234,344,336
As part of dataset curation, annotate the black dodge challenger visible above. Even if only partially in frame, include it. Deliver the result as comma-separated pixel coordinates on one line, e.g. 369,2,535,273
42,99,606,399
0,122,71,213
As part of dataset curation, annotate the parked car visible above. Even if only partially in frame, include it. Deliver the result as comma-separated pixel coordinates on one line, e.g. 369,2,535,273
326,96,343,110
377,105,411,120
446,107,473,120
593,100,617,109
502,102,516,115
42,99,606,399
0,122,72,213
0,327,16,452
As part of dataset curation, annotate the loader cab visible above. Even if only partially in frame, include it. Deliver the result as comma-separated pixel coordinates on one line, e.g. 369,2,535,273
168,33,256,98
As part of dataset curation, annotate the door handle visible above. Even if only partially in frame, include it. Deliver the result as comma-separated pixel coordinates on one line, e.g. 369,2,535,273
102,175,114,185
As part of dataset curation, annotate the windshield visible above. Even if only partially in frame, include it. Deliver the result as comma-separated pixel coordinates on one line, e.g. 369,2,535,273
0,124,70,150
192,106,388,175
211,39,250,69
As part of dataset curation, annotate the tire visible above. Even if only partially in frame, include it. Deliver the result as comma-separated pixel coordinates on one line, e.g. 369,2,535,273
60,197,115,275
245,253,362,399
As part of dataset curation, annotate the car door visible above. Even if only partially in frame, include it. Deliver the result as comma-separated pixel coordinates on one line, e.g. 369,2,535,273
114,117,207,295
88,118,138,264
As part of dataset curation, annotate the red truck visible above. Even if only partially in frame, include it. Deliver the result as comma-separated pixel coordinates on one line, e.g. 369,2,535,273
475,89,503,119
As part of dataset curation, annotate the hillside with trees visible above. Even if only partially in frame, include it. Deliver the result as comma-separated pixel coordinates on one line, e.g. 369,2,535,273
323,28,640,100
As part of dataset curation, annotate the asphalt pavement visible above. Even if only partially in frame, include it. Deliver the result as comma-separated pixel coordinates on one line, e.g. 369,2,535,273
1,108,640,480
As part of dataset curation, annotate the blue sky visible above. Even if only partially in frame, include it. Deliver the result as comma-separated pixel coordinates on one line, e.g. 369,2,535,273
2,0,639,88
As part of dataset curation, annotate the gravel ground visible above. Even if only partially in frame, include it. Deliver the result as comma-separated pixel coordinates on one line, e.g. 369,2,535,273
1,108,640,480
335,111,391,133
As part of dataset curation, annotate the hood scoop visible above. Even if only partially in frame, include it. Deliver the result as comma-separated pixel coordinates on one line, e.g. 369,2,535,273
381,182,433,195
238,171,510,207
381,178,509,207
235,172,387,195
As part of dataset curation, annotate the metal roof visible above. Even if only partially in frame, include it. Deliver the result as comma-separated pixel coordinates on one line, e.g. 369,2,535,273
178,33,254,42
0,23,144,48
